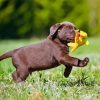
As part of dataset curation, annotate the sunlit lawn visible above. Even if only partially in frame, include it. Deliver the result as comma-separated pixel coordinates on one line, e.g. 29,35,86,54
0,37,100,100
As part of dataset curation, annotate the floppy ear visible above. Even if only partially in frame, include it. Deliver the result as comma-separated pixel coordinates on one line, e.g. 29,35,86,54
50,23,61,39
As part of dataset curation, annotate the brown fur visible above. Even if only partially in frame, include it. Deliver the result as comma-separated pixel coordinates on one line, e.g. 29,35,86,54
0,22,89,82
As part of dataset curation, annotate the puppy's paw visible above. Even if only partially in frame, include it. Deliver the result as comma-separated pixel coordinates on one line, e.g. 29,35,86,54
84,57,89,65
79,57,89,67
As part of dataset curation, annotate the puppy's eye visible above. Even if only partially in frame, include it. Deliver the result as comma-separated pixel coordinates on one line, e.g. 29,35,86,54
58,29,61,32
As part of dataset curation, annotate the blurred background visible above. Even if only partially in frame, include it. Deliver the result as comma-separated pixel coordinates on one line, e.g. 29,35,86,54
0,0,100,39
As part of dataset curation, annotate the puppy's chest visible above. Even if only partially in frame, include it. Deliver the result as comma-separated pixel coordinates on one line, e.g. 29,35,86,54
60,45,69,55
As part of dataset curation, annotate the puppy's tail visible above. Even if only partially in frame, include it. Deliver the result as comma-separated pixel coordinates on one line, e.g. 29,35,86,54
0,48,19,61
0,51,13,61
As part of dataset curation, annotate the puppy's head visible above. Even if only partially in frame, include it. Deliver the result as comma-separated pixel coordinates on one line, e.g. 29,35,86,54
50,22,77,44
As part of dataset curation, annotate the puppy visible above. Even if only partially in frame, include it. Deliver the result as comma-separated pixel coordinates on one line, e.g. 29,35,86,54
0,22,89,82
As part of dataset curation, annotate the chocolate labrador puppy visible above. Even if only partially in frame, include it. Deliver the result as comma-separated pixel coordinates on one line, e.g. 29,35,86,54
0,22,89,82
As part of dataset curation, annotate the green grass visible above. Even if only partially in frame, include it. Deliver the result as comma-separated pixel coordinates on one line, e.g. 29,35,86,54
0,37,100,100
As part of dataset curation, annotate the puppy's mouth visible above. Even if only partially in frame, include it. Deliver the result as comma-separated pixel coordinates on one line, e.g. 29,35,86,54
68,38,74,43
68,29,89,52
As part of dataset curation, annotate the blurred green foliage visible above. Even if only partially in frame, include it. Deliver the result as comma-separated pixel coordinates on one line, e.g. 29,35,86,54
0,0,100,39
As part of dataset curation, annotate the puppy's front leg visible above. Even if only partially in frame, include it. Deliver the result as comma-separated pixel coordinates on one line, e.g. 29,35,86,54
60,55,89,67
64,64,72,77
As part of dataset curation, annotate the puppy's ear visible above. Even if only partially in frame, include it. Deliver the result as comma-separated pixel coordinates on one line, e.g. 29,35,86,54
50,23,61,39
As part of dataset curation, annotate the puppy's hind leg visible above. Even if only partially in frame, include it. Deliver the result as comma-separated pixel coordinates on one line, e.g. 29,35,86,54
12,57,30,82
19,67,29,82
12,67,29,83
12,70,21,82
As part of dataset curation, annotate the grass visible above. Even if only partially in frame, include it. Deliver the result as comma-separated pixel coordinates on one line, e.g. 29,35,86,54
0,37,100,100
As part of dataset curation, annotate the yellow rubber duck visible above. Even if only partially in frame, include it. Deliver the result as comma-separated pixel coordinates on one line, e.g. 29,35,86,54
68,30,89,52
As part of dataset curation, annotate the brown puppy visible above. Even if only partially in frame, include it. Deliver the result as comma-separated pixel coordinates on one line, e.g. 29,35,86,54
0,22,89,82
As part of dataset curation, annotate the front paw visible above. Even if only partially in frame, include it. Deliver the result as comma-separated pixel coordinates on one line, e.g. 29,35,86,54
79,57,89,67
